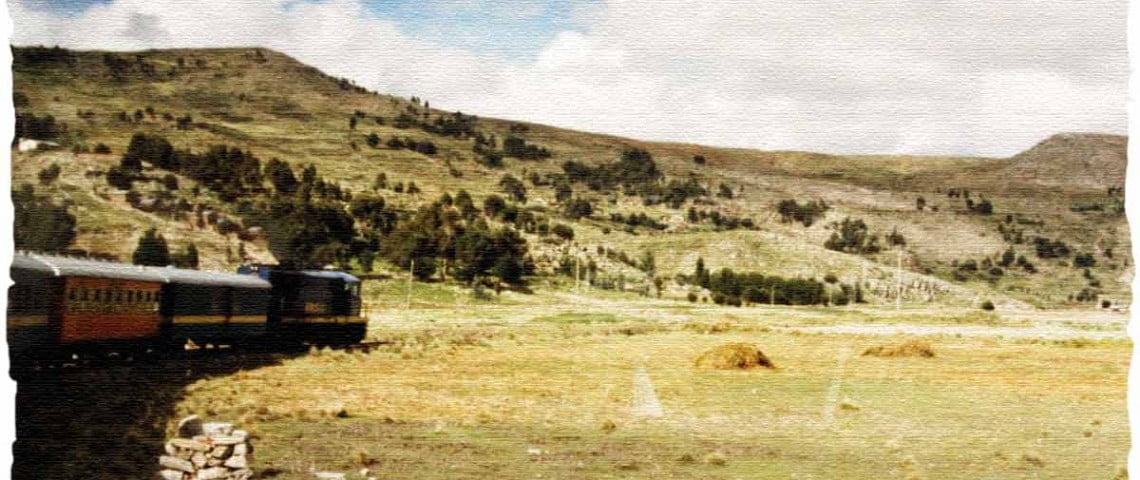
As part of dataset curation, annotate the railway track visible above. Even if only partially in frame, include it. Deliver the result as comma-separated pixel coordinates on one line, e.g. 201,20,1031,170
9,339,394,378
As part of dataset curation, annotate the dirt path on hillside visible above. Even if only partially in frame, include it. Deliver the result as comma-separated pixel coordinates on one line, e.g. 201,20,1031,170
792,310,1129,340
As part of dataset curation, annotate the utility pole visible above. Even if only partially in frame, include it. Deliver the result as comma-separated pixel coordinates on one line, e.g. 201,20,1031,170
895,248,902,311
406,259,414,309
575,255,580,293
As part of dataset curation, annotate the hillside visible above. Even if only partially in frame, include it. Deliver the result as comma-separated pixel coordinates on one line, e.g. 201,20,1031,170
1005,133,1127,190
9,46,1131,308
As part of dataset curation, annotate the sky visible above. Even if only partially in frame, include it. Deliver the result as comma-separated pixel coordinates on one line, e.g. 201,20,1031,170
6,0,1130,157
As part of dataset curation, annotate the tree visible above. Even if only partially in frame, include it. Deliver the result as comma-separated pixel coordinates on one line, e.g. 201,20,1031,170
974,198,994,215
175,243,200,269
1000,247,1016,267
824,217,881,254
266,158,298,194
551,223,575,241
257,197,356,269
1074,252,1096,268
365,133,380,148
916,196,926,211
693,155,706,165
132,228,172,266
499,174,527,203
554,179,573,203
640,250,656,278
694,257,710,288
13,184,76,253
564,198,593,219
122,132,174,172
887,227,906,247
37,164,61,185
483,195,507,218
455,190,478,220
162,173,179,191
106,165,135,191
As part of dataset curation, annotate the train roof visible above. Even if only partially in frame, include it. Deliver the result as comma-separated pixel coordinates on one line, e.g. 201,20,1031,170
274,269,361,283
11,252,271,289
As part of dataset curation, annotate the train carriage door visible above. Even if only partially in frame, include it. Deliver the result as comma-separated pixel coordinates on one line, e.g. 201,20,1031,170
224,287,234,324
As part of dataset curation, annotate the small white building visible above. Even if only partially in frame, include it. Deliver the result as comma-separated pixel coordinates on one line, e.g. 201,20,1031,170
16,137,59,152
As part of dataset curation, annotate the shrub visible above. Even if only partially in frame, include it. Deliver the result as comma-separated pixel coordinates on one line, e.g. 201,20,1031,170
37,164,61,185
564,198,593,219
499,174,527,202
862,339,934,358
551,223,575,241
1073,252,1096,268
981,300,995,311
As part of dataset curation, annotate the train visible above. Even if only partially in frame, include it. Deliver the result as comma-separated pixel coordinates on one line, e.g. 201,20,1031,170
7,252,366,363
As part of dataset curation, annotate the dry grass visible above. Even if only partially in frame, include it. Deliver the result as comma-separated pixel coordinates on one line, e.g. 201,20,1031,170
862,339,935,358
693,343,775,370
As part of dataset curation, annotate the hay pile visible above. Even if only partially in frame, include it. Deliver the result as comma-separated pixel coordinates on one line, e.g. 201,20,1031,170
862,339,934,358
694,343,775,370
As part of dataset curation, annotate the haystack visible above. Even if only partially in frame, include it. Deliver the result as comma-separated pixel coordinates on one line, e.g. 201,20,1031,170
862,339,934,358
694,343,775,370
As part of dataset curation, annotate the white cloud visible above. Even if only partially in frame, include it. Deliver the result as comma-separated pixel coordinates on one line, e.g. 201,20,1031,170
8,0,1128,156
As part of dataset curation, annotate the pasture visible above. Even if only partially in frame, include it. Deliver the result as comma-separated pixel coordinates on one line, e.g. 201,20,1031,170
164,285,1130,479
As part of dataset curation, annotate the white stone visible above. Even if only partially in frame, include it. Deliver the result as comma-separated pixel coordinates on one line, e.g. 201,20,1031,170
229,469,254,480
171,438,211,452
210,445,231,458
224,455,247,469
159,456,195,473
232,443,248,456
313,472,346,480
195,466,229,480
202,422,234,436
159,469,186,480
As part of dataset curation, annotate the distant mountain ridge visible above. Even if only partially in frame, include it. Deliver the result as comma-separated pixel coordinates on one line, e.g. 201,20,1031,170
1004,133,1127,190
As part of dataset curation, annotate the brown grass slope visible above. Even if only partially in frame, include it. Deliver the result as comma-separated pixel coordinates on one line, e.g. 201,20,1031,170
1005,133,1127,190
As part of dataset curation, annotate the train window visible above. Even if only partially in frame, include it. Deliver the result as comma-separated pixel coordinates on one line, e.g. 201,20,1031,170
69,289,77,301
127,291,134,302
94,290,102,302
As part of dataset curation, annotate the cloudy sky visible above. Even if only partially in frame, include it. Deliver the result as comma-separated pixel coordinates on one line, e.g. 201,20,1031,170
7,0,1129,157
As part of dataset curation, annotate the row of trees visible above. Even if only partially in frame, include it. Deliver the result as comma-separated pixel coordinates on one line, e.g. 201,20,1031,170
15,113,62,141
687,259,835,306
112,134,265,201
823,218,883,254
776,199,830,227
561,148,663,194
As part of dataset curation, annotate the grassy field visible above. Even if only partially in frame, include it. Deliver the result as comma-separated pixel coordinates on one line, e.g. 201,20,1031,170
151,284,1131,480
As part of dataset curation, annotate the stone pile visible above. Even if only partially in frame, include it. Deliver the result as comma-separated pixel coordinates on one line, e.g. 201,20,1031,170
158,416,254,480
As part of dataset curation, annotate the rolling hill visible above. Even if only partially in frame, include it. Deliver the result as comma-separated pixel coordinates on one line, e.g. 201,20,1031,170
9,46,1131,308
